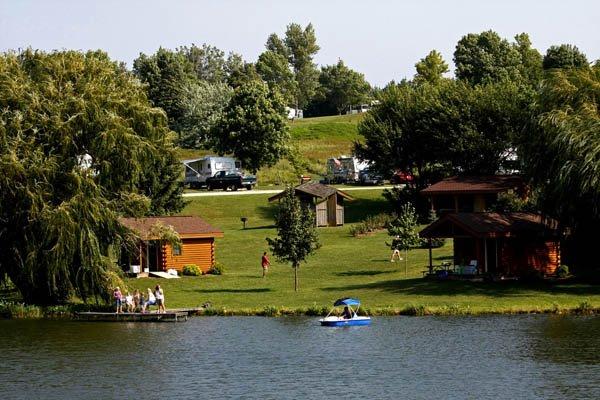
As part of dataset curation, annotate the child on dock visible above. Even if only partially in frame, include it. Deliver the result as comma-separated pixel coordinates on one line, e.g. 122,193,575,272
155,285,165,314
142,288,156,313
113,287,123,314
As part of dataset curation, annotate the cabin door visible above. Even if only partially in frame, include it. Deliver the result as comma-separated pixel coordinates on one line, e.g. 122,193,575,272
147,241,161,271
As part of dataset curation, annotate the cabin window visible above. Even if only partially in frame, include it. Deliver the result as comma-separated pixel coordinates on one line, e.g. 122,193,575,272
172,244,182,256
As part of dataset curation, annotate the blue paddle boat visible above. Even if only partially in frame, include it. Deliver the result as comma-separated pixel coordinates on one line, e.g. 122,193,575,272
319,298,371,327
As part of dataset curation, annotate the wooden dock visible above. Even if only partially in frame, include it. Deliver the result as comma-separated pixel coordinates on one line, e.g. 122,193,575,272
75,311,188,322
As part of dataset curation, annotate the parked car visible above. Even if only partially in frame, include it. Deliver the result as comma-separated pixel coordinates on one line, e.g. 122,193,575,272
358,168,383,185
324,156,369,184
206,170,257,191
391,170,414,185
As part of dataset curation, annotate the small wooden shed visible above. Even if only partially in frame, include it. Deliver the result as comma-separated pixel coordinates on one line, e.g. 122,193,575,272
420,212,561,276
268,182,354,227
120,216,223,275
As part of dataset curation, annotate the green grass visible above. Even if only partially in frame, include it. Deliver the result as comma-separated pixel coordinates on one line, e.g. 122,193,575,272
124,189,600,315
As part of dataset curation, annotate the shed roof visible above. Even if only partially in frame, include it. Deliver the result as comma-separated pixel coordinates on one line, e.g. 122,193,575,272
120,216,223,240
420,175,524,195
420,212,560,239
268,182,354,202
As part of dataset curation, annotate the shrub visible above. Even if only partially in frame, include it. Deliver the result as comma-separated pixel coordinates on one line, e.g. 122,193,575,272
209,262,225,275
182,264,202,276
350,213,395,237
556,264,569,278
419,237,446,248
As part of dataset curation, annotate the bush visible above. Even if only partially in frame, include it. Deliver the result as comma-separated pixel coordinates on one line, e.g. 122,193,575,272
350,213,395,237
182,264,202,276
209,262,225,275
419,237,446,248
556,264,569,278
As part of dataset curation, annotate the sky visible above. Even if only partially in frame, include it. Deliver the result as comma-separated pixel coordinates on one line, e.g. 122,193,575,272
1,0,598,87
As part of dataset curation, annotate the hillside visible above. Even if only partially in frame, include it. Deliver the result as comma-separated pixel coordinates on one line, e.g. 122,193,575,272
176,114,365,186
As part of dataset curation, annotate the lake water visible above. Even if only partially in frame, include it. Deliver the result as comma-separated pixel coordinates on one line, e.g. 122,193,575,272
1,315,599,399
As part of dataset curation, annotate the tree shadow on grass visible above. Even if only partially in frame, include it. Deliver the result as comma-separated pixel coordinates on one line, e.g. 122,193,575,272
321,278,600,297
194,288,272,293
336,270,390,277
344,197,391,223
240,225,276,231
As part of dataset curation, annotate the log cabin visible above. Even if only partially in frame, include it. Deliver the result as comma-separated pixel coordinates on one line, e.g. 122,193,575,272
420,212,561,277
120,216,223,275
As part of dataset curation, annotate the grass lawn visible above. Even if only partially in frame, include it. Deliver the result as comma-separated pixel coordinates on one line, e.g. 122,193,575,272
126,189,600,315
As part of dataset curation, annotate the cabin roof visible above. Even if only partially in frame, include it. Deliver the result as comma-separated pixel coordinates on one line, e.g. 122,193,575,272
268,182,354,202
120,216,223,240
420,175,524,195
420,212,560,239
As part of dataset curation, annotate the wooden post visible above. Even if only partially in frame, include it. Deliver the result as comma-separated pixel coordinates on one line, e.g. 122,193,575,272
428,238,433,275
145,241,150,272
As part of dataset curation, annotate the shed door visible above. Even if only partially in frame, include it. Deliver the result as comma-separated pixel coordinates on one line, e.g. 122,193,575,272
336,204,344,226
316,201,327,227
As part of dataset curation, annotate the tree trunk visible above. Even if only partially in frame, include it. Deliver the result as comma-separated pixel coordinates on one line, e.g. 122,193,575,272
405,249,408,275
294,264,298,292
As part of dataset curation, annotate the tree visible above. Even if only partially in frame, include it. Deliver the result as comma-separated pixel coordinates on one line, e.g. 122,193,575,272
266,187,320,291
178,43,227,83
212,81,290,172
256,50,297,105
543,44,589,70
414,50,449,84
177,80,233,148
0,49,184,304
316,60,371,114
264,23,321,109
523,65,600,271
225,52,261,88
514,33,543,84
454,30,523,85
387,204,420,274
133,48,192,132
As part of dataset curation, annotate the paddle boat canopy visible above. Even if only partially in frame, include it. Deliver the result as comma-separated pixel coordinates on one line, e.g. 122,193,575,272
319,298,371,327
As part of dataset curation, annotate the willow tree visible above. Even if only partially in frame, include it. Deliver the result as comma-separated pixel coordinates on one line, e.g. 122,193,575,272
0,50,184,304
523,65,600,270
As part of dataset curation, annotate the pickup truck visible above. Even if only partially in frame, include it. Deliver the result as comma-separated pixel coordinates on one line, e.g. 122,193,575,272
206,170,257,191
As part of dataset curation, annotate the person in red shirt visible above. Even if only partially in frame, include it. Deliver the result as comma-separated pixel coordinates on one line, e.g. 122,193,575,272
261,252,271,277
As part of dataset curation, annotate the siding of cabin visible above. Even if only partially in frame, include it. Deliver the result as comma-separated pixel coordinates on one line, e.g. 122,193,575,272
164,238,215,273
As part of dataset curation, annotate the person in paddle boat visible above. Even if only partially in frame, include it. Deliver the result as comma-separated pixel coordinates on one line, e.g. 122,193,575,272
341,306,353,320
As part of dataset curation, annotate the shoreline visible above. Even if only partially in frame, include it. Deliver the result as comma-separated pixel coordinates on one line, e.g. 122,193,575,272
1,301,598,320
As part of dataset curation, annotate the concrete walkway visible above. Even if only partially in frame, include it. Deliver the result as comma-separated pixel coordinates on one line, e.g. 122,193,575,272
182,185,395,198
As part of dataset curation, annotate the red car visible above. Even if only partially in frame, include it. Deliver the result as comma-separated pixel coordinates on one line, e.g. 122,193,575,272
391,171,414,184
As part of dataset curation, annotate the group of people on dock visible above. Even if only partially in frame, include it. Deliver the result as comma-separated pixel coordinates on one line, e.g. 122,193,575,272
113,285,166,314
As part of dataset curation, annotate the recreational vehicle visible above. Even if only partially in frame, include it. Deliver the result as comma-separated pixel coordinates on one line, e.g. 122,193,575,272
324,156,369,184
183,156,241,188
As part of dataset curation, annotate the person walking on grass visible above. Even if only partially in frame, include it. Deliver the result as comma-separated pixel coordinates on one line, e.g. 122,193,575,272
261,251,271,277
113,287,123,314
155,284,165,314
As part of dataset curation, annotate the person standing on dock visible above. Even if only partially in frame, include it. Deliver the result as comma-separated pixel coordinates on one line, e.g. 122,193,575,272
261,252,271,277
113,287,123,314
155,284,165,314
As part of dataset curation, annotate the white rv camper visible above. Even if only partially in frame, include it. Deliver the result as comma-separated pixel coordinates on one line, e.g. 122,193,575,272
183,156,241,188
325,156,369,184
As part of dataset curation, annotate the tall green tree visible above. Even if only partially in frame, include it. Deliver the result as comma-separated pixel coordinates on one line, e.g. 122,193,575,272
514,33,543,84
542,44,589,70
264,23,321,109
414,50,449,84
133,48,192,132
454,30,523,85
256,50,297,104
178,43,227,83
0,49,184,304
212,81,290,172
315,60,371,115
225,52,261,88
387,204,420,274
267,187,320,291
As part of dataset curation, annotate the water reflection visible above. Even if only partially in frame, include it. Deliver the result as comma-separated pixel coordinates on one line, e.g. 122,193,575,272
0,316,599,399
